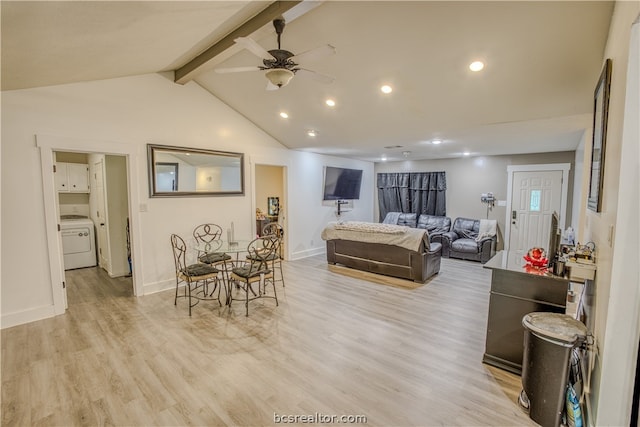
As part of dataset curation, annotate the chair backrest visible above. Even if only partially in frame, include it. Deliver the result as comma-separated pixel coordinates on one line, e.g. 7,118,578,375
247,236,279,271
382,212,418,227
417,214,452,234
396,213,417,228
452,217,480,239
262,222,284,238
170,233,187,275
193,223,223,245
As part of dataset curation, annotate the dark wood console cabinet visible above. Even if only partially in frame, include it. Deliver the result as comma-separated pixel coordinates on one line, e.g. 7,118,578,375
482,251,569,375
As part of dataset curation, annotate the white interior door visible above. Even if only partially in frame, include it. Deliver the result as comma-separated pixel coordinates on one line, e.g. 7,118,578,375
506,167,566,269
92,159,111,270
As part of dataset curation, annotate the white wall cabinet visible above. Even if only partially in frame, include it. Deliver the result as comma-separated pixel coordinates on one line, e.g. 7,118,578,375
55,162,90,192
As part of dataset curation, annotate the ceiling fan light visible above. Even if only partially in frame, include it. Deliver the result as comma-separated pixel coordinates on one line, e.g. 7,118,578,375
265,68,294,88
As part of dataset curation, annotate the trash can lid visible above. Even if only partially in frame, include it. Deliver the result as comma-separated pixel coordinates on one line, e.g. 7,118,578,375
522,312,588,344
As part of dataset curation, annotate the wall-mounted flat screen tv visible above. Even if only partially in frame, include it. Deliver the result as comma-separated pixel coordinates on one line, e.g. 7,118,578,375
323,166,363,200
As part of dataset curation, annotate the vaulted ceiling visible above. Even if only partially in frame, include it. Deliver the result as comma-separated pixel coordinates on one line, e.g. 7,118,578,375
1,1,614,162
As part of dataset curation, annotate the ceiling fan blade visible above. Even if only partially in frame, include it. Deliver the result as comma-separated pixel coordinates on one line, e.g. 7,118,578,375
234,37,273,60
295,68,335,84
214,66,262,74
290,44,336,64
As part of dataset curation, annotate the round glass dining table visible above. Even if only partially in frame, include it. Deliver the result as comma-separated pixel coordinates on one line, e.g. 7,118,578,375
193,240,252,304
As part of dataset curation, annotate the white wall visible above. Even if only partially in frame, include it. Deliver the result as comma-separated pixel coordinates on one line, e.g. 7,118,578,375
0,72,373,327
572,132,587,233
587,4,640,425
375,151,576,250
287,151,374,259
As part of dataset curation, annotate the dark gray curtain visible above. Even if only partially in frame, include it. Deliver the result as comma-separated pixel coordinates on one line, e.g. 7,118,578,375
409,172,447,217
377,173,411,221
377,172,446,221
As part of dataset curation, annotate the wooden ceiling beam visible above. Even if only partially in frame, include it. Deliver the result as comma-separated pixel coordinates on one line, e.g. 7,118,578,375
174,1,302,85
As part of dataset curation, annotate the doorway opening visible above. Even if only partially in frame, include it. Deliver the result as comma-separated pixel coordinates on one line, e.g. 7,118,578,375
254,164,287,259
37,134,142,316
55,150,133,307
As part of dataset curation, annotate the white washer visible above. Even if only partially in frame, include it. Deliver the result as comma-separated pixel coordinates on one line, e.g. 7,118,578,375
60,216,97,270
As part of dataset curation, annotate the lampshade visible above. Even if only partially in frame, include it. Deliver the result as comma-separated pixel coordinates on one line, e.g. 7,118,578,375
265,68,294,88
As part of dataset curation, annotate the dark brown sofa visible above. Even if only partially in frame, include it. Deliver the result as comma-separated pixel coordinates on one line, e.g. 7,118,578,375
382,212,452,246
442,217,497,263
322,223,441,283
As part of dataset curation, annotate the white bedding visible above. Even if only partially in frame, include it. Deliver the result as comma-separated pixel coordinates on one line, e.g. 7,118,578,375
334,221,408,234
321,221,429,252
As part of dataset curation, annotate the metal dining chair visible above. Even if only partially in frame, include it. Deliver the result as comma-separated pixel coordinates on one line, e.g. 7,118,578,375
259,222,285,287
193,223,235,303
193,223,232,266
170,234,222,316
230,236,280,316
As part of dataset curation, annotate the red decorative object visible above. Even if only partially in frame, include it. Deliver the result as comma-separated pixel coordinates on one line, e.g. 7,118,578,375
524,264,548,276
523,247,548,268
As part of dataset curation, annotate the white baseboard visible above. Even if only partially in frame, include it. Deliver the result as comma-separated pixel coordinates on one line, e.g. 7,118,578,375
143,279,176,295
1,304,57,329
290,246,325,261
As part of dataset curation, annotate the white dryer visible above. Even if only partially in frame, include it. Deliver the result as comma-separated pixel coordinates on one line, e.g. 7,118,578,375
60,215,97,270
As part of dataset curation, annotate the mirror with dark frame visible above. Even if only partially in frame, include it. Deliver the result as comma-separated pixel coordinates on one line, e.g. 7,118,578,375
147,144,244,197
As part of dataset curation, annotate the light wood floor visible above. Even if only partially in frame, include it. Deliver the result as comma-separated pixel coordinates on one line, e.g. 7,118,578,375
2,256,536,426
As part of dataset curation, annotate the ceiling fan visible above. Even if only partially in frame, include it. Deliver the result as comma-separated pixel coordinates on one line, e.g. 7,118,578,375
214,18,336,90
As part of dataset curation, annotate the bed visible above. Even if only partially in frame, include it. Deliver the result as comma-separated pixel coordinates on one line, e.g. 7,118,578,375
321,221,442,283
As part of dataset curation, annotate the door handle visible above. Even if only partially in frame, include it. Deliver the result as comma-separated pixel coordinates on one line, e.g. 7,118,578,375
100,223,105,226
512,210,517,224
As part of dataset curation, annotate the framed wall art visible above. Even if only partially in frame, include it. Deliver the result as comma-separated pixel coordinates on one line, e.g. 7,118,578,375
587,58,612,212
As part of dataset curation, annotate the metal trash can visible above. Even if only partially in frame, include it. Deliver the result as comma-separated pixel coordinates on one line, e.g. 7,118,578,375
520,312,587,427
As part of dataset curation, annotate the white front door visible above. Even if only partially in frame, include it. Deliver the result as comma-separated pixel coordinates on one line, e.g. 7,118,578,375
506,165,569,270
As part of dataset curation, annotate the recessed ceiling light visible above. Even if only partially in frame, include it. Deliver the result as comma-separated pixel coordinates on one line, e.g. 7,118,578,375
307,129,317,137
325,99,336,107
381,155,387,162
279,112,289,119
463,151,471,156
469,61,484,72
380,85,393,94
431,139,442,145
